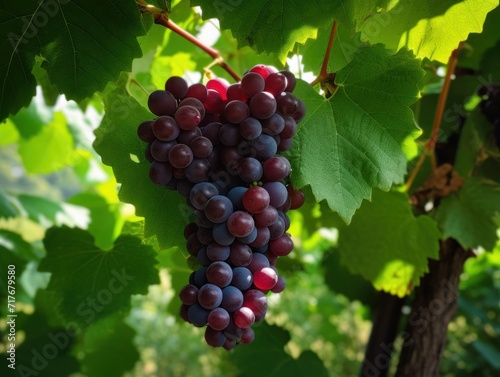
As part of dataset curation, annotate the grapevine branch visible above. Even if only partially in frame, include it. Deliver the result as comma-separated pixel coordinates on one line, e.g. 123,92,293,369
310,20,338,92
405,42,464,192
137,0,241,82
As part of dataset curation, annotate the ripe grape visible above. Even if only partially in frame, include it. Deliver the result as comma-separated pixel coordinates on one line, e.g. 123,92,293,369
138,64,306,348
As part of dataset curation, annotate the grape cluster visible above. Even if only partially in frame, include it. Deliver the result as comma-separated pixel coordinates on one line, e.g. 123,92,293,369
137,64,305,348
478,83,500,148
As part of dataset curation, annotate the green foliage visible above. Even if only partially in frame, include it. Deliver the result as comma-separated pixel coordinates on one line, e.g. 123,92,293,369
338,190,441,297
39,226,159,325
192,0,340,63
0,0,147,121
359,0,499,64
290,46,424,222
1,1,500,376
233,322,329,377
93,92,188,250
435,178,500,250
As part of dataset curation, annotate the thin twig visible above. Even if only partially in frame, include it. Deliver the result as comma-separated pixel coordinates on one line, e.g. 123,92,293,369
405,42,464,192
153,15,241,82
310,20,337,87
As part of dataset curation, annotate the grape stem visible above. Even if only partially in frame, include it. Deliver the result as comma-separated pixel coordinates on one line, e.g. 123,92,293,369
310,20,337,88
405,42,464,192
137,0,241,82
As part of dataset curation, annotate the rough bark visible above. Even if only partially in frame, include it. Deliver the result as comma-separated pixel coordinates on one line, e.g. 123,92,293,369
394,238,472,377
359,292,405,377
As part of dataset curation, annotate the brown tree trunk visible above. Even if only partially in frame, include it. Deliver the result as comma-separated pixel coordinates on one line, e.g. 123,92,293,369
394,238,473,377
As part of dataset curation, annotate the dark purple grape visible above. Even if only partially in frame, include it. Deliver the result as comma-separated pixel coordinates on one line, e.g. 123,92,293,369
237,225,258,244
184,223,199,240
194,266,208,287
198,283,223,309
243,289,267,319
197,247,211,266
177,127,201,145
145,142,154,162
197,226,214,245
137,120,155,142
150,139,176,162
227,83,246,101
240,327,255,344
250,134,277,160
224,100,250,124
152,116,180,141
227,211,255,237
213,223,235,246
239,117,262,140
271,275,286,293
148,90,177,116
187,233,203,257
190,136,213,158
227,186,247,210
248,227,270,248
206,243,230,261
165,76,188,99
201,122,223,145
263,181,288,208
185,158,211,183
206,261,233,287
219,123,240,147
220,285,244,312
187,303,210,327
179,284,198,305
168,144,194,168
149,161,172,185
269,233,294,256
247,253,270,273
249,92,277,119
280,70,296,92
175,105,201,130
278,137,293,151
293,99,306,122
239,157,263,183
253,206,278,227
288,185,305,209
229,242,253,266
205,195,233,223
261,113,285,135
205,327,226,347
280,116,297,139
179,97,206,120
241,72,265,98
276,92,299,116
263,156,291,182
231,267,253,291
190,182,219,210
185,83,208,102
242,186,270,214
208,307,230,330
264,72,288,96
268,216,285,240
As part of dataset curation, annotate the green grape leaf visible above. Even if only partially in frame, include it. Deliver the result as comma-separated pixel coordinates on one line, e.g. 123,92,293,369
93,93,189,250
434,178,500,251
192,0,340,62
39,226,159,325
68,193,125,251
10,309,80,377
0,0,147,121
359,0,499,64
18,112,75,174
338,190,441,297
81,315,140,377
289,46,424,222
0,191,21,219
233,322,328,377
322,248,377,307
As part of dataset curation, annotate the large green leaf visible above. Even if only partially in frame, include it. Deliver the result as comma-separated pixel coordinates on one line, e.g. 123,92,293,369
289,46,424,222
39,226,159,325
93,93,189,250
191,0,375,63
359,0,499,64
434,178,500,251
0,0,147,121
338,190,441,297
81,315,140,377
233,322,328,377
